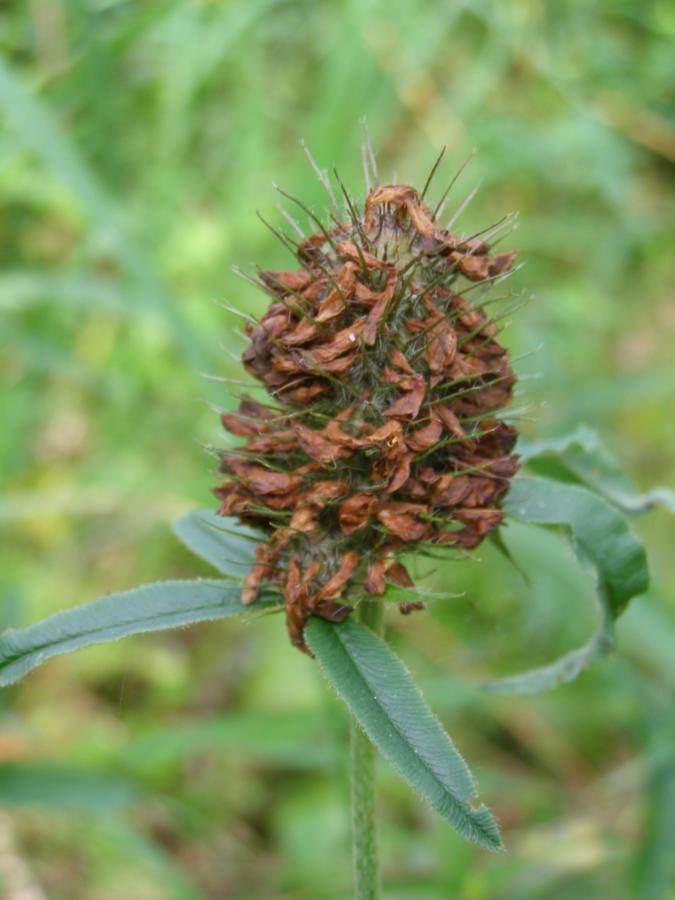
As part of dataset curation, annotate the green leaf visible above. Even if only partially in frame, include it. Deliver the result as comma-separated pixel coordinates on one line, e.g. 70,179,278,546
172,509,261,577
519,426,675,516
483,476,649,694
306,616,502,850
0,580,279,687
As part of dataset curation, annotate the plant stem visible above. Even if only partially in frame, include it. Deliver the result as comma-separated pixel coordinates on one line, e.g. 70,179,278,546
350,601,384,900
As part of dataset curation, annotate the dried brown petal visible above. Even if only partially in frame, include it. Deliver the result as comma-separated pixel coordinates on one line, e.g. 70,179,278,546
339,493,377,534
284,557,321,652
406,419,443,453
293,422,352,464
389,347,416,374
363,272,397,345
399,601,425,614
431,404,468,440
365,559,387,595
426,322,457,373
387,561,415,588
281,381,327,404
431,475,473,508
336,239,391,271
384,453,413,494
383,375,426,418
290,504,320,534
279,318,320,346
244,431,298,454
314,551,360,602
224,459,304,496
303,320,366,365
220,413,262,438
312,600,353,623
376,502,430,541
260,270,315,295
242,539,285,605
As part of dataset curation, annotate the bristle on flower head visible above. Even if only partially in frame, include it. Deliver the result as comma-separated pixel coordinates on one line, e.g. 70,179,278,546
216,157,519,653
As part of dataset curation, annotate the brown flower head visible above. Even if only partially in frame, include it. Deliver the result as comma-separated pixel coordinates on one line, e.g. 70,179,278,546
216,160,519,652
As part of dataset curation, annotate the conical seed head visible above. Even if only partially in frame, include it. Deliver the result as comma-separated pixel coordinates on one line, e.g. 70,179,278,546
216,180,519,652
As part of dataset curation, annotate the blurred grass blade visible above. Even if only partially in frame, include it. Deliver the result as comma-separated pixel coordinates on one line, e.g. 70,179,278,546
120,710,338,773
306,617,503,850
519,427,675,515
172,509,261,577
0,580,279,686
0,270,137,313
0,56,205,369
0,764,138,812
99,818,206,900
484,476,649,694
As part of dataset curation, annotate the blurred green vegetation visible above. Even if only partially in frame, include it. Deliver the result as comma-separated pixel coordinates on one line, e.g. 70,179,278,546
1,0,674,897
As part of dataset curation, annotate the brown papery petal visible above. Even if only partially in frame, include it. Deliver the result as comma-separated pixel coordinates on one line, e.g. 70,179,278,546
244,431,299,454
315,552,360,602
303,319,366,365
290,504,320,534
284,558,321,653
431,474,473,508
306,480,350,503
313,351,358,373
260,270,315,295
312,600,353,623
279,318,320,346
239,398,279,421
406,419,443,453
220,413,263,438
425,323,457,374
386,561,415,589
293,422,352,464
389,347,416,374
363,272,397,345
385,453,413,494
383,376,426,418
432,404,468,440
488,251,517,276
242,541,283,605
354,280,389,308
376,502,430,541
282,382,327,404
365,560,387,594
315,263,358,323
215,484,254,517
455,507,503,533
226,459,304,495
256,491,302,511
399,601,425,614
364,419,405,448
339,493,377,534
336,239,391,271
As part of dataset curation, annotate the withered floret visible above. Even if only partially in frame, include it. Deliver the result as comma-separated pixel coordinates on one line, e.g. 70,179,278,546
216,182,519,652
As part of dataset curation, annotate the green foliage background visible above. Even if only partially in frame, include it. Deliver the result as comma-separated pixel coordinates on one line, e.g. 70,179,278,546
1,1,673,897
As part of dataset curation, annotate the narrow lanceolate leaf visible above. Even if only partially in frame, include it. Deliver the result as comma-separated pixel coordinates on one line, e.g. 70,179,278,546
519,426,675,516
306,616,502,850
483,476,649,694
0,580,280,687
172,509,261,577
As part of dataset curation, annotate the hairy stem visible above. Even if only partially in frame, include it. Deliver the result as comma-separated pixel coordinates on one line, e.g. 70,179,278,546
350,601,384,900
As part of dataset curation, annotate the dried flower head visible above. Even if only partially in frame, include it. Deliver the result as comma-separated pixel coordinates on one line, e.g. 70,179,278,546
216,152,519,652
